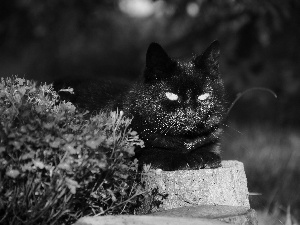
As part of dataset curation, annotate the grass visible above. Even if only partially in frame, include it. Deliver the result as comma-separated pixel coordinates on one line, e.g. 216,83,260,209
256,205,297,225
222,122,300,224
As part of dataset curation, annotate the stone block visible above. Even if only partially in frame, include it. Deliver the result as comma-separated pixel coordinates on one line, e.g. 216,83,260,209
139,160,250,213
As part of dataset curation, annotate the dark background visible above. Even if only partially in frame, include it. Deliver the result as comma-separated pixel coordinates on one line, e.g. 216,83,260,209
1,0,300,221
1,0,300,126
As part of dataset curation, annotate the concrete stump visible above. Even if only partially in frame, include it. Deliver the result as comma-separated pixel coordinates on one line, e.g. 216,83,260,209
138,160,250,213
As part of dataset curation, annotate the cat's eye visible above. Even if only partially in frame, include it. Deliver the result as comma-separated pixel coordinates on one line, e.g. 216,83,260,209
165,92,178,101
198,93,210,101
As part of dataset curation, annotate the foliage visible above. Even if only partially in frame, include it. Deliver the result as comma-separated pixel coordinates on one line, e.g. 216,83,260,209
0,76,145,225
222,124,300,221
257,205,299,225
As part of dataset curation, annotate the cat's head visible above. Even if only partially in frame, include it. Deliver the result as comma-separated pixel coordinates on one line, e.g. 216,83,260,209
128,41,226,137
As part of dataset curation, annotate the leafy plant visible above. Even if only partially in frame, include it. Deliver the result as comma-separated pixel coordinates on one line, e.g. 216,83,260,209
0,76,146,225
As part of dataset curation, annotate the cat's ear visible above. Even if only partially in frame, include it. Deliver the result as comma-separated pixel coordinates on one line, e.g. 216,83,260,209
194,40,220,74
145,42,174,82
146,42,172,72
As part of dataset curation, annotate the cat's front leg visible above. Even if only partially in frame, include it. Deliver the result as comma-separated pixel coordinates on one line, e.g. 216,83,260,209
145,128,222,153
172,147,221,170
146,134,187,152
187,143,222,169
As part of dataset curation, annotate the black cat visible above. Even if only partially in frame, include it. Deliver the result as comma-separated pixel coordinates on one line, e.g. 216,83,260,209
58,41,227,171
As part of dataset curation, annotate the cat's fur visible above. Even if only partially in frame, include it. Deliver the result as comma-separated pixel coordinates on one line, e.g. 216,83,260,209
59,41,227,171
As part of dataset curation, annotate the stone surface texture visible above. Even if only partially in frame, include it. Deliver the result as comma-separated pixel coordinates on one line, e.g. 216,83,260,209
139,160,250,213
151,205,258,225
74,215,228,225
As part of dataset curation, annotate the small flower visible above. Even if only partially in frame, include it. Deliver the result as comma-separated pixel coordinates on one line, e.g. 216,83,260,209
155,169,162,175
0,147,5,154
6,169,20,178
43,122,54,129
65,178,80,194
63,144,77,154
33,160,45,169
50,138,61,148
130,131,137,136
58,163,72,171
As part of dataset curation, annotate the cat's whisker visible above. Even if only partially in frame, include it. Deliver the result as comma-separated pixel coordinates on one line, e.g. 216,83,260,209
160,119,172,134
221,123,243,135
161,119,177,135
160,126,170,135
160,111,182,135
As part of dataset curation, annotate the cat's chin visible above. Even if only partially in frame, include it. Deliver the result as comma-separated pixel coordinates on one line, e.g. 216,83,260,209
172,128,213,139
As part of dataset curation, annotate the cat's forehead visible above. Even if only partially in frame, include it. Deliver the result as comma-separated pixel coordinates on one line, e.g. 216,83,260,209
172,60,203,81
160,59,217,94
175,60,200,77
177,60,194,70
162,70,202,92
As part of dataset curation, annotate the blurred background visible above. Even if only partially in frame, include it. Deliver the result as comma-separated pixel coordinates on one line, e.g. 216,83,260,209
0,0,300,223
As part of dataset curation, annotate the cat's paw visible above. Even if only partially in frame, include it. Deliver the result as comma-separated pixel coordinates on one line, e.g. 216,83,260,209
174,162,191,170
202,153,221,169
203,160,221,169
189,150,221,169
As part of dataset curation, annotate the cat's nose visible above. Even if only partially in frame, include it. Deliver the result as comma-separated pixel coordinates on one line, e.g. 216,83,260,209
185,107,195,116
